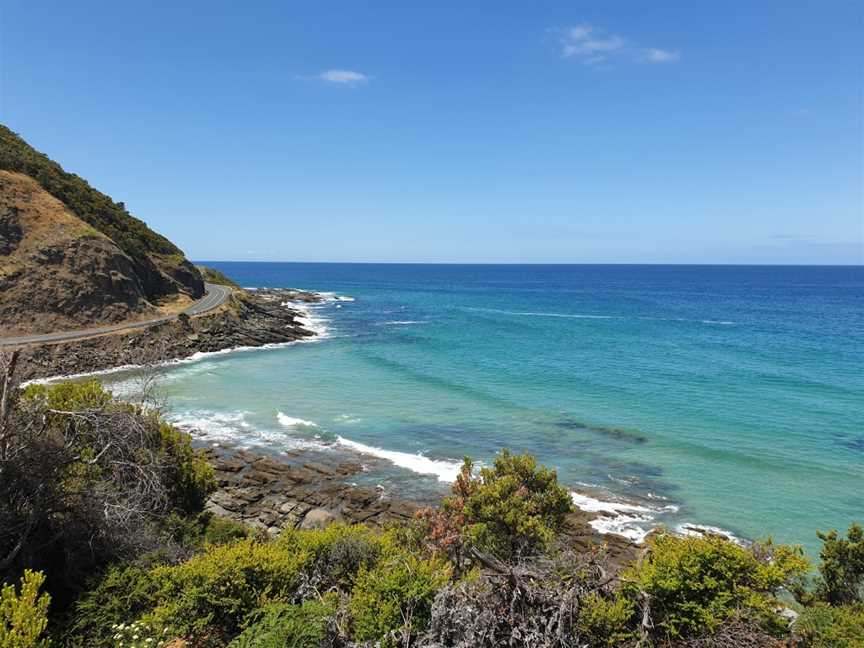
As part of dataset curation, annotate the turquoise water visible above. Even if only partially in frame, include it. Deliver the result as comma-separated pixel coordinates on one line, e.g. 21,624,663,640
103,263,863,554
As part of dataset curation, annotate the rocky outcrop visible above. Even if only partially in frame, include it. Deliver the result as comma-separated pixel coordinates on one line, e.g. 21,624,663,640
0,171,157,335
204,447,420,535
13,287,323,381
201,444,639,571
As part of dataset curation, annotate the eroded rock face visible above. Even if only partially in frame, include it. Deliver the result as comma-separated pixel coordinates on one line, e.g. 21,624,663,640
0,171,156,335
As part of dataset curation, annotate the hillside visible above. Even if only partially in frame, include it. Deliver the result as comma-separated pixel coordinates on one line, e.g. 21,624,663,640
0,125,202,301
0,125,203,334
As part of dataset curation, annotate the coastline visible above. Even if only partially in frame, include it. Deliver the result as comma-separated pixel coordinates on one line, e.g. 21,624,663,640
200,441,640,571
14,282,742,552
14,287,330,383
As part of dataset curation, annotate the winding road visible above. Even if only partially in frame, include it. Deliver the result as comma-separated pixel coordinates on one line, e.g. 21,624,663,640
0,283,232,348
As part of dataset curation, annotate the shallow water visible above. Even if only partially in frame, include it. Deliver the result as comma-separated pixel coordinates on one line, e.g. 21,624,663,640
102,263,864,554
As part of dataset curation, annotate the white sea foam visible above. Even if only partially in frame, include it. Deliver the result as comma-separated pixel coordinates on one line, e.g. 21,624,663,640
570,489,681,544
276,412,319,428
674,523,742,544
335,414,361,424
169,409,329,452
335,436,462,483
379,320,425,326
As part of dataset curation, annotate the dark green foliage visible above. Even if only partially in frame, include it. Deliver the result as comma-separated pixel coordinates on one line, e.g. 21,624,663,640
1,379,214,602
227,597,339,648
442,449,572,560
622,533,809,640
812,523,864,606
66,556,166,647
795,603,864,648
0,124,201,297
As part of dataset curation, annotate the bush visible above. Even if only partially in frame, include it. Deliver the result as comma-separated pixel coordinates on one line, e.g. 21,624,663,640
145,538,311,640
574,592,635,647
280,523,382,596
227,597,339,648
67,556,165,646
348,548,451,645
795,603,864,648
0,570,51,648
421,549,632,648
622,533,808,640
440,450,572,561
812,523,864,606
2,380,215,599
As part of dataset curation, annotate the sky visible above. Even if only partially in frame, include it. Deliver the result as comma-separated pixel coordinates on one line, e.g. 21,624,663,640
1,1,862,264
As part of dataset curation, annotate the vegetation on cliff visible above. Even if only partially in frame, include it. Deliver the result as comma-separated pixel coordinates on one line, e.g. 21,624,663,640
197,265,241,289
0,355,860,647
0,124,202,299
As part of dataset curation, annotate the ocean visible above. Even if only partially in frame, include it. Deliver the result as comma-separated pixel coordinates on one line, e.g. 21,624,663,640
102,263,863,555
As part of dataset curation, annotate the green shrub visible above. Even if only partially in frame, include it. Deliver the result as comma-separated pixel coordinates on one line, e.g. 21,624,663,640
203,515,252,546
348,548,451,645
812,523,864,606
23,380,215,516
146,538,311,639
68,556,165,646
795,603,864,648
622,533,808,640
574,592,635,647
0,570,51,648
155,419,216,513
442,449,572,560
227,597,338,648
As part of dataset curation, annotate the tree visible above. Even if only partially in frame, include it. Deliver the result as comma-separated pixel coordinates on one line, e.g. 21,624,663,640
813,523,864,606
438,449,572,561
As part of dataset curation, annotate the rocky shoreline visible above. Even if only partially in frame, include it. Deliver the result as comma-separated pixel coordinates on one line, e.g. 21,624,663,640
13,287,325,382
12,283,639,568
202,443,639,570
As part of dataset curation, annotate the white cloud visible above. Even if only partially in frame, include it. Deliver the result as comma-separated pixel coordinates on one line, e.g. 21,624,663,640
317,69,369,85
641,48,680,64
559,24,680,66
561,25,626,64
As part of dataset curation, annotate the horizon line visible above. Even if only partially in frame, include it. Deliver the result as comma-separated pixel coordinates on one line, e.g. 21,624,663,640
194,260,863,268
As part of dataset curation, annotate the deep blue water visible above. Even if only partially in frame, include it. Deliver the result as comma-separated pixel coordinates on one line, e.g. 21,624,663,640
106,263,864,553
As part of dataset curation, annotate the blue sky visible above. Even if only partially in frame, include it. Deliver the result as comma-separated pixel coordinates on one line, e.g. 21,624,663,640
1,1,861,264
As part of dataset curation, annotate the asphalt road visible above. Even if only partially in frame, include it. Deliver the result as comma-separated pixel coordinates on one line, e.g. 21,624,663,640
0,282,233,348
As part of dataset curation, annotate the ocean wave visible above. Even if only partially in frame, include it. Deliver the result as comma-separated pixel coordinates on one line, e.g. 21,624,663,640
570,489,680,544
378,320,426,326
276,412,319,428
335,436,462,483
169,409,326,451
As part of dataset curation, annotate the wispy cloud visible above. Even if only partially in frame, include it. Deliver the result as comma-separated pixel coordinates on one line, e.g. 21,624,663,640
641,48,680,64
317,69,369,85
559,24,680,66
